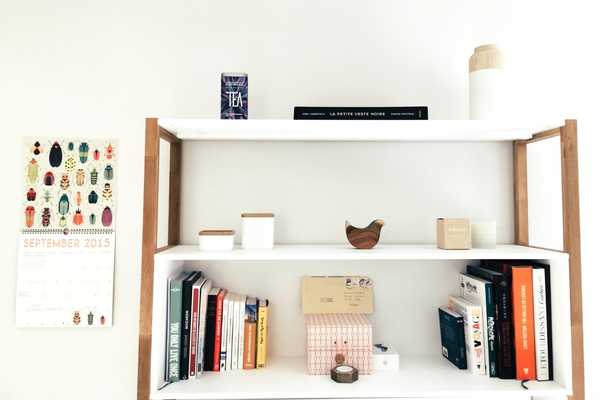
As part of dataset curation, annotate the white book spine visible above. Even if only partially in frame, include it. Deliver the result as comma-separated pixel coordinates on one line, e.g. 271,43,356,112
238,295,247,369
226,294,235,370
221,296,230,371
459,274,489,376
232,294,239,370
449,296,485,375
533,268,550,381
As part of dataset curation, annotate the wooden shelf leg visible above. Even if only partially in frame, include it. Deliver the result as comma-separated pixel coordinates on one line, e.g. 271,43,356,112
561,119,585,400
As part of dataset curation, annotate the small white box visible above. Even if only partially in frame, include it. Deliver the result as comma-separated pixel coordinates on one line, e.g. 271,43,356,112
372,344,399,371
241,213,274,249
198,229,235,251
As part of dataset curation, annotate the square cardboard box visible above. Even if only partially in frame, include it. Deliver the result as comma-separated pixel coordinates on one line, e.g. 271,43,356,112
437,218,471,250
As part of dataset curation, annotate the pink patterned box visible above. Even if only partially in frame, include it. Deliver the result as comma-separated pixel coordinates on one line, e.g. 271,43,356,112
305,313,373,375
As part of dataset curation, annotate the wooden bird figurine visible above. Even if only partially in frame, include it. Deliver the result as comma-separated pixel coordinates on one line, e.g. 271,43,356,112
345,219,385,249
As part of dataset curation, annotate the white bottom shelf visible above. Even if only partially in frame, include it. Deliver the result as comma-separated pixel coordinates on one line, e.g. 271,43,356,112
151,355,568,399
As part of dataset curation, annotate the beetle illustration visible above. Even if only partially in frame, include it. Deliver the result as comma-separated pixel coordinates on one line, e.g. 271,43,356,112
89,213,96,225
104,164,113,180
64,157,76,173
88,190,98,204
87,312,94,326
100,315,106,325
102,183,112,200
79,142,89,163
75,169,85,186
75,191,82,207
59,216,67,227
32,141,43,155
73,209,83,225
93,149,100,161
43,171,55,186
60,173,70,190
26,188,36,201
58,193,69,216
49,142,62,167
101,206,112,227
90,168,98,185
67,142,74,151
105,144,114,160
41,207,51,227
24,206,35,228
73,311,81,325
43,190,52,203
26,159,40,184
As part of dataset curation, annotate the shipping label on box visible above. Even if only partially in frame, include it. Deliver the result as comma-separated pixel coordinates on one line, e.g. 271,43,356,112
302,276,373,314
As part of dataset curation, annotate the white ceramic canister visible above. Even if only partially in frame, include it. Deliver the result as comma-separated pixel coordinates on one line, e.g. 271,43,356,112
241,213,274,249
198,229,235,251
469,44,505,120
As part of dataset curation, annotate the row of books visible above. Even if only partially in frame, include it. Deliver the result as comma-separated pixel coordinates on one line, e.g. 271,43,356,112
293,106,428,120
165,270,269,382
439,260,552,381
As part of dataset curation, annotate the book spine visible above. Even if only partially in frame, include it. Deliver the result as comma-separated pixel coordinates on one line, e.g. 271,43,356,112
188,286,200,377
167,280,183,382
512,267,536,381
293,106,428,120
533,268,550,381
226,296,235,370
180,279,193,380
213,290,225,371
202,293,217,371
484,283,498,377
197,281,212,376
243,320,257,369
220,296,230,371
469,306,486,374
256,301,268,368
237,298,246,369
232,296,240,370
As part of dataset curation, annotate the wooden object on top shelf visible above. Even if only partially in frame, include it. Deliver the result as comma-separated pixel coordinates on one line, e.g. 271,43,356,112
345,219,385,249
137,118,584,400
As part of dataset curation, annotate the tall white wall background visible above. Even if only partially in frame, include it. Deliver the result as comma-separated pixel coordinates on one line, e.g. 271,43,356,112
1,1,598,399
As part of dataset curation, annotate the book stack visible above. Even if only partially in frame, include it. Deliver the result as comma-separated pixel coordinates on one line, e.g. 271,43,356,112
165,270,269,382
438,261,553,382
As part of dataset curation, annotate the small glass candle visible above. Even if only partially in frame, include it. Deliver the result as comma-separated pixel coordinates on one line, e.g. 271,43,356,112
471,221,496,248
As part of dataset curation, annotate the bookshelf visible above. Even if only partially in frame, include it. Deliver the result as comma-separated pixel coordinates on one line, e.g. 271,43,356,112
138,119,583,400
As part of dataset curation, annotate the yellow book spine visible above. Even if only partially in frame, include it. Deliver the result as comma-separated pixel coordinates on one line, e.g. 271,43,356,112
256,301,268,368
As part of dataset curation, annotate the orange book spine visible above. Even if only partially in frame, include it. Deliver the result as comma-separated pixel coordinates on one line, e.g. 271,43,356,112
512,266,536,380
243,320,257,369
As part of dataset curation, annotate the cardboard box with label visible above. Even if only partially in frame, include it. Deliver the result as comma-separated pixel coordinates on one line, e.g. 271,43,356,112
301,276,373,314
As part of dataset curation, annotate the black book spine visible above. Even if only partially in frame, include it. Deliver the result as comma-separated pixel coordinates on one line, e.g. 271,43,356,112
293,106,428,120
203,293,218,371
180,272,201,380
466,264,516,379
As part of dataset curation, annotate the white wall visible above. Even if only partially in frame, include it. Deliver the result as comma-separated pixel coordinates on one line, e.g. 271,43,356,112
1,1,598,399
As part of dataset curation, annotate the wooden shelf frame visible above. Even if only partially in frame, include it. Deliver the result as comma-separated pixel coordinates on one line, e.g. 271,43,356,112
137,118,584,400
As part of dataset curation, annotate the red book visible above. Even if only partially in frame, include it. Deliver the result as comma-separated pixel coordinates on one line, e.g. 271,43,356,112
189,285,201,377
512,266,536,380
213,289,227,371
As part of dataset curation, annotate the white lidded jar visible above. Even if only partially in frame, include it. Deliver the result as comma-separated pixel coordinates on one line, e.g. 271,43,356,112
198,229,235,251
241,213,274,249
469,44,505,119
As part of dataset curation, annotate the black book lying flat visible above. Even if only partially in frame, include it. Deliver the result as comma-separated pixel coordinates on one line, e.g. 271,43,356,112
293,106,428,120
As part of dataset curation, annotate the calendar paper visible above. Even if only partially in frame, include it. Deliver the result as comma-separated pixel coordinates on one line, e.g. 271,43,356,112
16,138,117,327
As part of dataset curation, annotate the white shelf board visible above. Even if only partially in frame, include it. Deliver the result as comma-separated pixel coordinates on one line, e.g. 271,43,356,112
150,355,567,400
158,118,562,142
155,244,568,262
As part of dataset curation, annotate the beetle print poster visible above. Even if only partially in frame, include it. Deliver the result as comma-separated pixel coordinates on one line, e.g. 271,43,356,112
16,138,117,327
